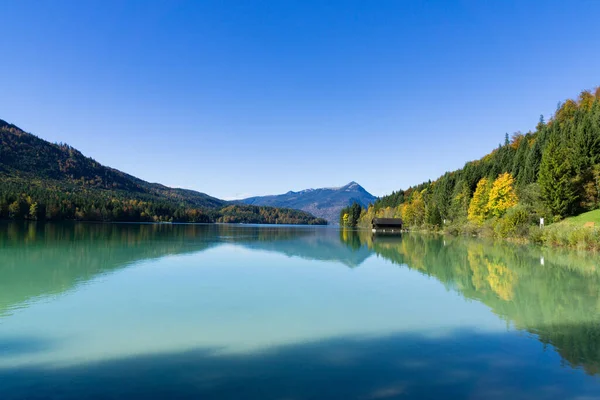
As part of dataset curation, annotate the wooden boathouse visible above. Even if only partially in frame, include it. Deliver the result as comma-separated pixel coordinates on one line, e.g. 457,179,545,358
371,218,403,233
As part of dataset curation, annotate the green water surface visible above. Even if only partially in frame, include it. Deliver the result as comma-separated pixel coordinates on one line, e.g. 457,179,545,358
1,222,599,399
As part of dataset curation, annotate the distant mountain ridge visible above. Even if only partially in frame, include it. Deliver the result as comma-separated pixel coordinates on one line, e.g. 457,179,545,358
239,182,377,223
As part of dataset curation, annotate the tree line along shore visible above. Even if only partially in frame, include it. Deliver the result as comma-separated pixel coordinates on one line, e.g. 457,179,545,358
341,87,600,250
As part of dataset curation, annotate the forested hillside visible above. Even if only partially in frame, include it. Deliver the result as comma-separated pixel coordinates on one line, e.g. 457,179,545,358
0,120,327,225
346,87,600,245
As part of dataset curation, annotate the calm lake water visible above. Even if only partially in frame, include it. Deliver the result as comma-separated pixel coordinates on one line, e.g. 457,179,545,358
1,222,600,399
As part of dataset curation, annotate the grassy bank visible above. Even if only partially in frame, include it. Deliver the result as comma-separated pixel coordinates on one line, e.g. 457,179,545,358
441,209,600,251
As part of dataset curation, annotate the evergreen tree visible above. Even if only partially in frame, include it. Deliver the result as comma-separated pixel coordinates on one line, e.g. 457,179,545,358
521,137,542,185
350,202,362,227
425,203,442,227
448,180,470,222
511,134,529,184
539,137,578,218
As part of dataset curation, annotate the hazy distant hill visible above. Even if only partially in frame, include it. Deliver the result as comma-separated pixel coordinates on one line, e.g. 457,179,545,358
240,182,377,223
0,119,326,225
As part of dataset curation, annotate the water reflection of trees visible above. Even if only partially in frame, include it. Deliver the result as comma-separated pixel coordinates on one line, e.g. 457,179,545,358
4,223,600,376
0,223,363,317
340,230,600,375
0,223,220,317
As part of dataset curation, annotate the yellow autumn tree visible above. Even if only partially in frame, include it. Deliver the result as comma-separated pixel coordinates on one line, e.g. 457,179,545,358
411,190,426,226
402,202,415,226
555,99,578,122
486,261,516,301
402,190,426,227
467,246,487,292
382,206,394,218
467,177,491,224
578,90,595,112
399,203,410,223
486,172,518,218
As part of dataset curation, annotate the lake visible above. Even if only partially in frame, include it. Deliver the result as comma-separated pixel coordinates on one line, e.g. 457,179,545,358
1,222,600,399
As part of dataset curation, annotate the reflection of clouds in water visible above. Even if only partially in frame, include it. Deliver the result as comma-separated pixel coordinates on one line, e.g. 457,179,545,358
432,369,474,385
397,359,430,369
364,383,407,399
2,329,599,400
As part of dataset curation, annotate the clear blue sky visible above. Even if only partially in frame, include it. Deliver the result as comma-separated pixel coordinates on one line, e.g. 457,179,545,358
1,0,599,199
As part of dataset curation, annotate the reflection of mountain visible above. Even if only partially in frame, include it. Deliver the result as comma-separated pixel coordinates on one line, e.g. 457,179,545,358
228,227,371,267
0,223,370,317
341,231,600,375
